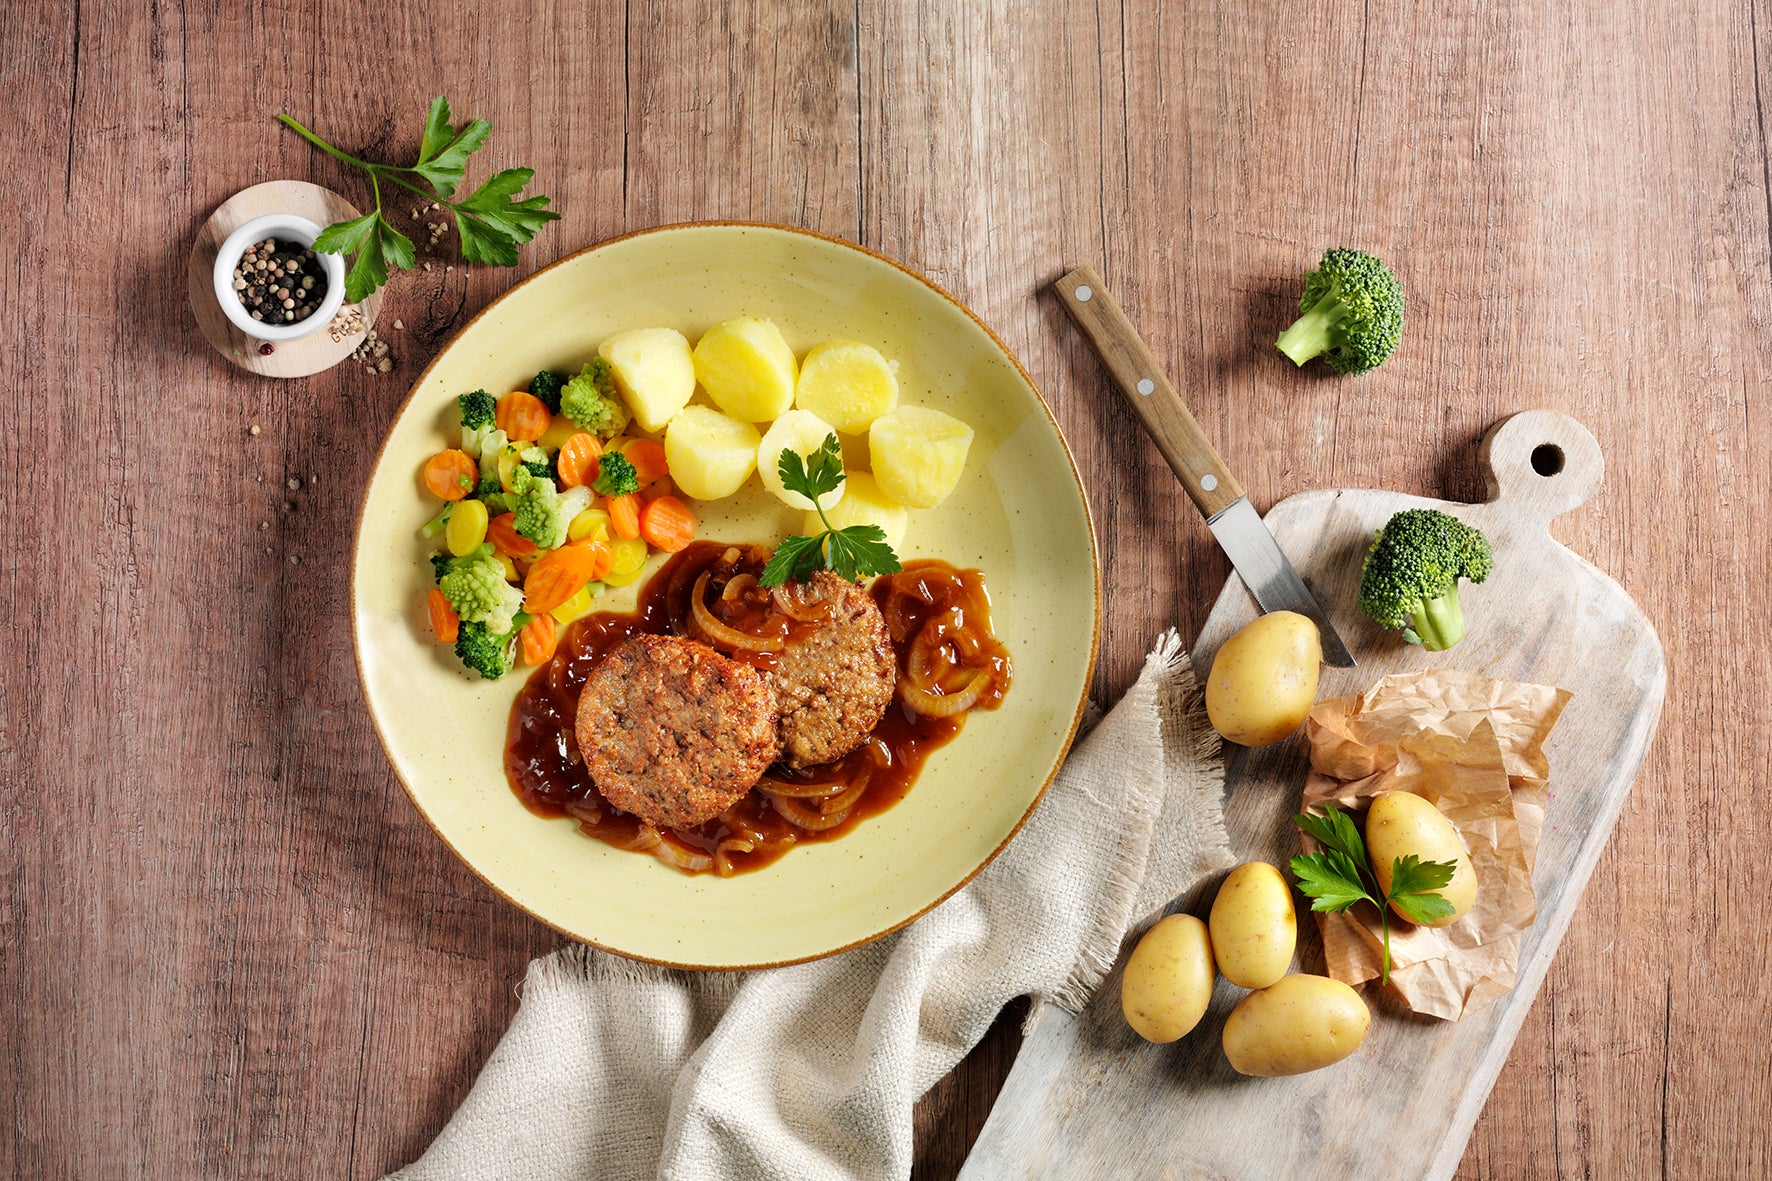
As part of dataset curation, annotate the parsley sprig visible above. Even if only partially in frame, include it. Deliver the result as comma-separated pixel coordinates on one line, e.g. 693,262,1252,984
278,97,560,302
1290,802,1458,986
759,435,902,586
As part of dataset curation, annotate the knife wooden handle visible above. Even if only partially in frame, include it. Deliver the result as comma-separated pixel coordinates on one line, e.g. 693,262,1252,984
1053,265,1245,519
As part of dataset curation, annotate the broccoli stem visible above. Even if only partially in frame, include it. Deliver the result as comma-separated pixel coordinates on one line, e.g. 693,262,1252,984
1404,590,1466,651
1276,289,1345,366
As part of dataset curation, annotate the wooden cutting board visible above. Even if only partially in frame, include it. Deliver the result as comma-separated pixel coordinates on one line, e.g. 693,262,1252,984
958,409,1666,1180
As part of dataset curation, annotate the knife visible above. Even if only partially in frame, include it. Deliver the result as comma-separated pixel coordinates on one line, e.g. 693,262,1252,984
1053,265,1355,667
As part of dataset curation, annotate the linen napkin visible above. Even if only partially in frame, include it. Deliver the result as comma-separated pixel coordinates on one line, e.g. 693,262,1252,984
387,630,1231,1181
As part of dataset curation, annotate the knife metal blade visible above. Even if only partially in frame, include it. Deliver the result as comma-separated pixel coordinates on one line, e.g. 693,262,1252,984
1052,264,1355,666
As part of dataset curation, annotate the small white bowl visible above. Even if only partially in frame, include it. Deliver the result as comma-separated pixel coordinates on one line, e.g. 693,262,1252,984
212,213,347,342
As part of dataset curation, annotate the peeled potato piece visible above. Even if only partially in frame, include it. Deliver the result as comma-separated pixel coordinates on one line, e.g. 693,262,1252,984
664,405,762,501
693,316,798,422
868,406,974,509
802,472,908,552
759,410,846,511
795,340,899,435
598,327,696,433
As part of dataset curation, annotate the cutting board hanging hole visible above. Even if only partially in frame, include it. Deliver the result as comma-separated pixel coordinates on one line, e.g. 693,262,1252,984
1478,409,1603,524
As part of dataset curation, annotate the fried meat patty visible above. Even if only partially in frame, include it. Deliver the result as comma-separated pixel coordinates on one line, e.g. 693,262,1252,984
574,633,778,829
767,573,898,770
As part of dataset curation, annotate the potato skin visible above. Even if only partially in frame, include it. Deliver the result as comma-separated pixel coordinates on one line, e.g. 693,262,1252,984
1365,791,1479,927
1204,611,1322,746
1208,862,1297,990
1121,914,1216,1044
1221,974,1370,1077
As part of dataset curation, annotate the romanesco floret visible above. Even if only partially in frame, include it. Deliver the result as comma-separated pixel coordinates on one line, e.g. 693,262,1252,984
559,358,630,437
508,466,592,550
437,545,525,636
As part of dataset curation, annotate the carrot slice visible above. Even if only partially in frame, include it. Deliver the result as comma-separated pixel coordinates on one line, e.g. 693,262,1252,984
496,391,552,441
523,543,603,614
619,437,670,484
519,613,558,665
423,449,479,501
638,496,696,553
571,537,614,581
606,493,641,540
487,512,537,559
426,588,460,644
556,432,603,489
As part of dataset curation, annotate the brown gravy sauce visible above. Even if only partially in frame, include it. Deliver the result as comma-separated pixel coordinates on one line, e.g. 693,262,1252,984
504,540,1011,875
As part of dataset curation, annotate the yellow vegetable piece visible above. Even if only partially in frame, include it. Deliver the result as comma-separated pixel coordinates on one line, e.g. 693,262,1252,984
665,405,761,500
496,443,526,493
1208,862,1297,990
602,538,650,587
868,406,974,508
758,409,846,511
1221,974,1370,1077
1366,791,1479,927
538,414,579,452
497,554,519,581
693,316,798,422
549,583,595,624
1121,913,1215,1044
801,472,908,552
568,507,611,543
794,339,899,435
1204,611,1322,747
445,498,490,557
599,327,696,432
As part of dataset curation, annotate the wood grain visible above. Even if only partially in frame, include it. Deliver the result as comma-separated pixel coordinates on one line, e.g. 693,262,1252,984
2,1,1768,1178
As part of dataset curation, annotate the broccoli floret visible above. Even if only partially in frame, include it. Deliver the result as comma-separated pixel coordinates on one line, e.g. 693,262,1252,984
436,544,526,636
509,466,593,550
454,619,518,681
559,359,631,437
421,503,454,539
529,371,568,414
474,470,502,498
592,451,640,498
458,390,496,431
1276,248,1404,375
1357,508,1493,651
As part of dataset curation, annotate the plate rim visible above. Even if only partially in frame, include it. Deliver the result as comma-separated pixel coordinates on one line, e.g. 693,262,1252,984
351,219,1102,969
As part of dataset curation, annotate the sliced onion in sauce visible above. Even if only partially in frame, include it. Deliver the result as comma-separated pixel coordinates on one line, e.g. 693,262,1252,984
690,571,785,652
901,668,988,718
770,580,837,623
757,774,854,799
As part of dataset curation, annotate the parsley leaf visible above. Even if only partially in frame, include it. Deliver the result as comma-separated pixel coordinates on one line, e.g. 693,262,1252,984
278,97,559,302
757,434,902,588
1289,801,1461,986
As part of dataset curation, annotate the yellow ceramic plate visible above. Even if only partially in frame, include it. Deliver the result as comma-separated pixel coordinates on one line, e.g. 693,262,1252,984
353,223,1099,968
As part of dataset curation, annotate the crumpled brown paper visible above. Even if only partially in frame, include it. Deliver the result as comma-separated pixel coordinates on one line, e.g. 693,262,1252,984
1300,669,1571,1020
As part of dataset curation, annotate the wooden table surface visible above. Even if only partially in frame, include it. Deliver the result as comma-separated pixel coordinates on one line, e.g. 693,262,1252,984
5,1,1767,1177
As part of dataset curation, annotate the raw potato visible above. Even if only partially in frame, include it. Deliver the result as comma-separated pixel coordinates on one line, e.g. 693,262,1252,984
1208,862,1297,990
664,406,761,501
598,327,696,433
1221,974,1370,1077
1204,611,1322,746
692,316,798,422
758,409,846,512
1365,791,1479,927
1121,914,1216,1044
802,472,908,552
795,340,899,435
868,406,974,508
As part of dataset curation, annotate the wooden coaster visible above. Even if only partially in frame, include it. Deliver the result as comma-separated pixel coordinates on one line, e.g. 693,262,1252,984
187,180,383,378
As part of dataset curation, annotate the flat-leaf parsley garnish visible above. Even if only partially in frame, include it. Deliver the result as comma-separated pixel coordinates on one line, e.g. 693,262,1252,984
759,435,901,587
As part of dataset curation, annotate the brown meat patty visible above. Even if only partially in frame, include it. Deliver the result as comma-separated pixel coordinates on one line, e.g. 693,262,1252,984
575,633,778,829
767,573,898,770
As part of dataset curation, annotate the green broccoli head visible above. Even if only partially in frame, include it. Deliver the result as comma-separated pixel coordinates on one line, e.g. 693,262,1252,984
528,371,568,414
519,444,552,481
509,466,592,550
458,389,497,431
592,450,640,498
1357,508,1493,651
1276,248,1404,375
454,619,518,680
437,544,526,636
559,358,631,437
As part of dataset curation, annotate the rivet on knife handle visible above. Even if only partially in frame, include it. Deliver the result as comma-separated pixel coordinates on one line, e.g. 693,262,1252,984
1053,264,1245,519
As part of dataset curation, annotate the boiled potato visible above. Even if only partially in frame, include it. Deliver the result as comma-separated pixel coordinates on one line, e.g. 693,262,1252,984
1221,974,1370,1077
795,340,899,435
802,471,908,551
1204,611,1322,746
1208,862,1297,990
868,406,974,508
664,405,761,501
598,327,696,433
1121,914,1215,1044
758,409,846,511
1365,791,1479,927
693,316,798,422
